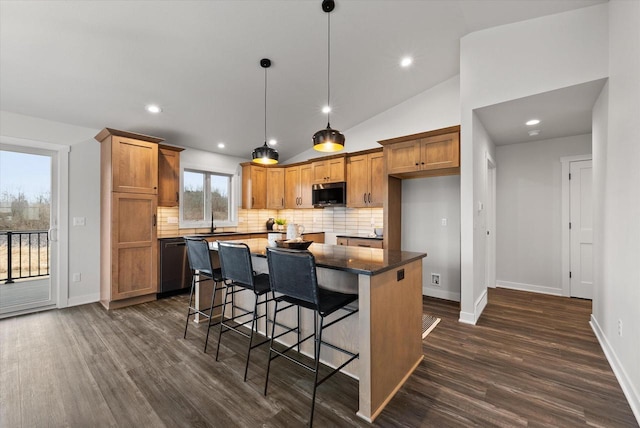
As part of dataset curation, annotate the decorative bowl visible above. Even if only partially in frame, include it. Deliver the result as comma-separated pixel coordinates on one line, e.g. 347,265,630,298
275,240,313,250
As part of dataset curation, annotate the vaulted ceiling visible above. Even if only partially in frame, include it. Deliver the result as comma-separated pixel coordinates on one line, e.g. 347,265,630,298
0,0,605,161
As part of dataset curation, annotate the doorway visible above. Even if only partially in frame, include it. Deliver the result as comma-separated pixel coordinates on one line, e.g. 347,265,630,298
0,142,67,317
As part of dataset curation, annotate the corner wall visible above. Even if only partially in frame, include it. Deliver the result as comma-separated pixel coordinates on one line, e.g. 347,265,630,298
591,0,640,421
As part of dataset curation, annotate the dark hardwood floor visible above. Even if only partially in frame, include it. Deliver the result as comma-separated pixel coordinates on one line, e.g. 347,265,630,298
0,288,637,427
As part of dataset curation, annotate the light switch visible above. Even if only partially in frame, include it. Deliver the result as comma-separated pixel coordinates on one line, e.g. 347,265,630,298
441,218,448,226
73,217,86,226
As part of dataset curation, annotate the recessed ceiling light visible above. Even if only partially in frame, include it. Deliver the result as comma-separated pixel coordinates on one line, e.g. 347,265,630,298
400,56,413,67
217,142,225,149
268,139,277,146
145,104,162,114
322,106,331,114
528,129,541,136
526,119,540,126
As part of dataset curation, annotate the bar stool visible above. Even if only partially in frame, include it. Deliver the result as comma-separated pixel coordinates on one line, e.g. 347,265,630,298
183,237,226,353
216,241,272,382
264,247,359,427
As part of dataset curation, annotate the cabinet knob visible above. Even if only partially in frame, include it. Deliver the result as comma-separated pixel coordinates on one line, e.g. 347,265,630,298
421,162,425,165
415,162,419,166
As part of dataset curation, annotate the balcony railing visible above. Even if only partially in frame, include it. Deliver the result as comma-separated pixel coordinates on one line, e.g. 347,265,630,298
0,230,49,284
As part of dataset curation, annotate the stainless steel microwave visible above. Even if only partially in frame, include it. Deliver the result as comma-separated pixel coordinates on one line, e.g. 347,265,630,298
312,182,346,208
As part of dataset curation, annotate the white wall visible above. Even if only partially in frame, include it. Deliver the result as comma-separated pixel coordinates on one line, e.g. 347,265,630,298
0,110,100,305
495,134,592,295
459,3,609,324
402,176,460,301
591,0,640,421
285,75,460,163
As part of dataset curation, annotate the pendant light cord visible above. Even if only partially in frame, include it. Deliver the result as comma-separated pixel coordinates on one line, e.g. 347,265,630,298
327,10,331,127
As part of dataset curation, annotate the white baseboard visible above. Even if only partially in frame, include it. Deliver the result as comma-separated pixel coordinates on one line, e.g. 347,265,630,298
458,289,488,325
423,287,460,302
496,280,562,296
66,293,100,308
590,315,640,425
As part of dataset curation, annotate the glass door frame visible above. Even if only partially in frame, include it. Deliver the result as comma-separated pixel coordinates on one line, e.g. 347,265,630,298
0,136,69,316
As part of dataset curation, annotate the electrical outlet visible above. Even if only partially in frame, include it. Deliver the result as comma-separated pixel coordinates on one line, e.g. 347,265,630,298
618,319,623,336
72,217,86,226
431,273,440,286
441,218,448,226
72,273,81,282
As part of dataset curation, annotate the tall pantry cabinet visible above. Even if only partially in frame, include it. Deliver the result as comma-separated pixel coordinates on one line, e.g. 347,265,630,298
95,128,162,309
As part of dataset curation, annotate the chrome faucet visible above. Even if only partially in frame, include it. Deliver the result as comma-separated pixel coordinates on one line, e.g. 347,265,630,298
210,214,217,233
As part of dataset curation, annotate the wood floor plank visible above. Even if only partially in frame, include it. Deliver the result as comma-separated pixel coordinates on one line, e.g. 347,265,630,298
0,287,637,427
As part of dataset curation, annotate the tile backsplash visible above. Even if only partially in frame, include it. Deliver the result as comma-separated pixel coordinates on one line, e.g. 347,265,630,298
157,206,383,237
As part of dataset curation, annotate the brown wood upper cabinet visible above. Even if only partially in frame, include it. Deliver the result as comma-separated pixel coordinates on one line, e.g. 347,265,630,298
106,133,159,194
241,163,267,209
158,145,183,207
284,164,313,208
347,149,384,208
312,156,345,184
382,128,460,178
266,167,285,209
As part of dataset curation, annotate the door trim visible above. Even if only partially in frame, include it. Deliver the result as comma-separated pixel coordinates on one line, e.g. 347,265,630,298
0,135,70,309
560,154,591,297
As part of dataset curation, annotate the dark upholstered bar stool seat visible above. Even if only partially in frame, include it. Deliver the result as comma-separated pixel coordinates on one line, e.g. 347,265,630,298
264,247,359,427
216,241,273,382
183,237,226,353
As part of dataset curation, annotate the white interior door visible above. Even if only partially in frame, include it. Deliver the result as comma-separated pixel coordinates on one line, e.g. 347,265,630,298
485,155,496,288
569,160,593,299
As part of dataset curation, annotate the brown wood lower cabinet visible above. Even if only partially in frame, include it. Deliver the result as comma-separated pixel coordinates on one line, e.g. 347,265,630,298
337,237,383,249
106,193,158,307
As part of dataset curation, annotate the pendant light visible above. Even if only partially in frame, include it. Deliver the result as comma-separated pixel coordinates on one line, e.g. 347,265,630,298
252,58,279,164
312,0,345,152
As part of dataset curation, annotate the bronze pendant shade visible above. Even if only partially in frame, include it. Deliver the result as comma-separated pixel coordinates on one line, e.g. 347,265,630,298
252,58,279,164
313,0,345,152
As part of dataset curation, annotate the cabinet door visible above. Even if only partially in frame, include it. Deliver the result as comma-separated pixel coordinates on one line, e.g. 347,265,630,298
284,166,301,208
312,160,329,183
386,140,421,175
158,147,180,207
242,165,267,209
420,132,459,170
368,151,385,207
299,164,314,208
328,157,345,182
112,136,158,194
347,154,369,208
336,237,349,246
266,168,285,209
112,193,158,300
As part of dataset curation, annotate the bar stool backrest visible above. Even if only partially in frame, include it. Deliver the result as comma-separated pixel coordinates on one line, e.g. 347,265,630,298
266,248,319,308
218,241,255,287
185,237,213,277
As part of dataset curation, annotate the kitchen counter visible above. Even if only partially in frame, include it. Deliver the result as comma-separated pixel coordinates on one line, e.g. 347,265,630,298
201,238,426,422
159,230,324,239
336,233,383,241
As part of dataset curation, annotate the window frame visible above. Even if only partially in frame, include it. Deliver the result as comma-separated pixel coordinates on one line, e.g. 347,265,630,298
179,166,237,228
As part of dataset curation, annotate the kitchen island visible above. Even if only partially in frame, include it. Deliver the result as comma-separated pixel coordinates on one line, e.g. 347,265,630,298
206,238,426,422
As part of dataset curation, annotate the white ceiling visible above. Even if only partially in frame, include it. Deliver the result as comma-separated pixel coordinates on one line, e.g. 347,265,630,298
475,79,607,146
0,0,605,161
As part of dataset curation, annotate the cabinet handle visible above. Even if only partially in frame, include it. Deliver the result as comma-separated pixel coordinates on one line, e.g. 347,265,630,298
252,197,254,207
281,197,284,207
363,193,367,203
176,192,179,203
368,193,371,203
357,244,371,248
153,214,156,227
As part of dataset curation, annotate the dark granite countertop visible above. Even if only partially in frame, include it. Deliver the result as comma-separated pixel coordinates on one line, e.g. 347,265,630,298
210,238,426,276
159,231,324,240
336,233,383,240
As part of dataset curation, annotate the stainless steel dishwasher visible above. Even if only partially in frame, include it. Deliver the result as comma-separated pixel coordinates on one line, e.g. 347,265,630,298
159,237,192,295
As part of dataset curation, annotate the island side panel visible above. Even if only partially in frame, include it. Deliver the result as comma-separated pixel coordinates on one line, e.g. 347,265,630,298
358,258,423,422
